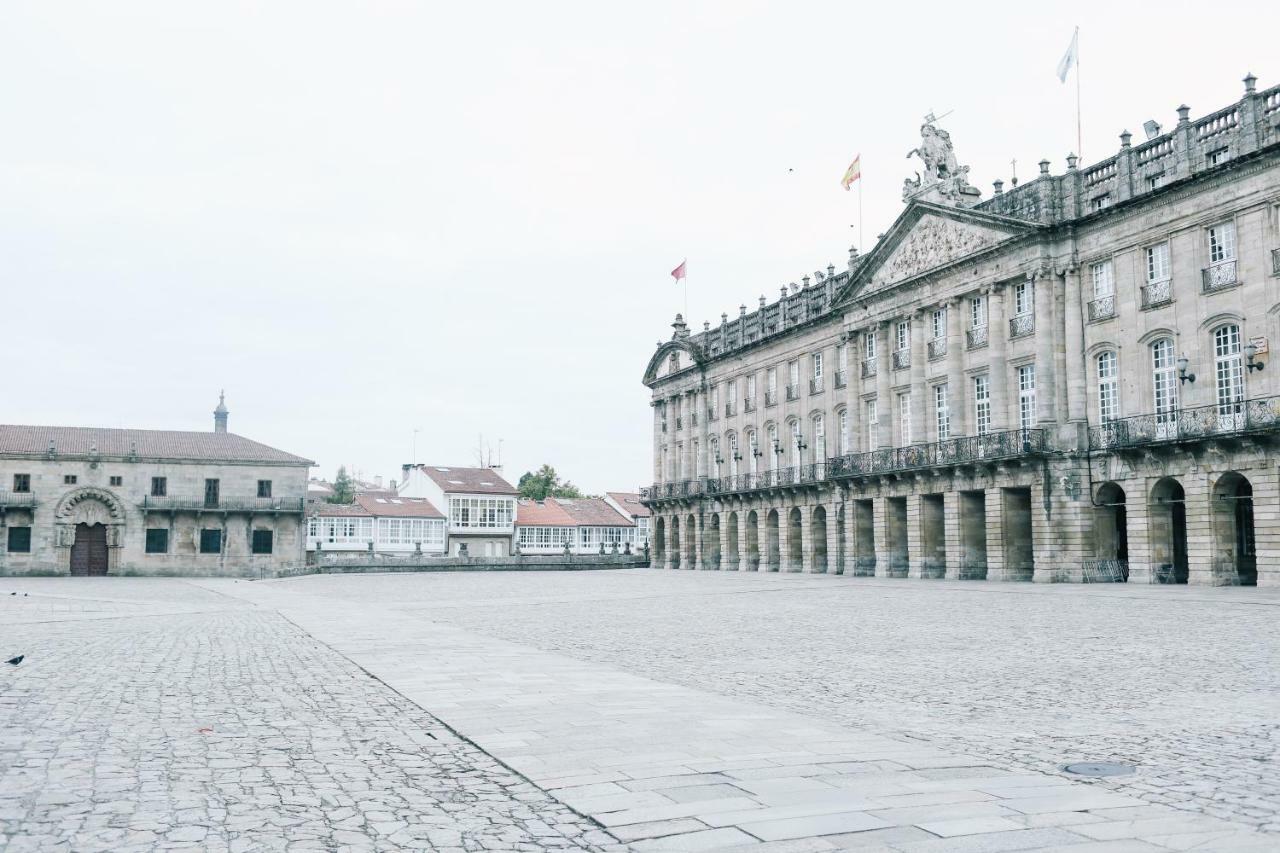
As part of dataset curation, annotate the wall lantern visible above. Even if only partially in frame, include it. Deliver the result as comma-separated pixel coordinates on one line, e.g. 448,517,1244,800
1176,355,1196,384
1244,342,1265,373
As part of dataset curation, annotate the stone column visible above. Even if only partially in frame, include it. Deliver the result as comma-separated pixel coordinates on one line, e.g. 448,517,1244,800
1125,481,1152,584
876,323,893,448
872,495,890,576
738,508,750,571
1064,265,1086,425
985,486,1007,581
827,499,842,575
909,311,926,443
653,401,664,483
799,504,814,572
906,493,924,578
1252,474,1280,589
988,286,1009,431
943,490,963,579
693,512,705,570
719,510,731,571
664,515,676,570
777,502,792,572
946,298,966,436
1033,269,1058,426
844,495,861,576
846,331,862,454
1183,473,1214,585
698,386,711,479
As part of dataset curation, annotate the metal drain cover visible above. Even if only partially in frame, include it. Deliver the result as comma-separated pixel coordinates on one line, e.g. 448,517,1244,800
1063,762,1136,777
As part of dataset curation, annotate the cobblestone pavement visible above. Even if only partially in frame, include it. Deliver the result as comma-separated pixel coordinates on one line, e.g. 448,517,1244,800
0,580,612,852
288,570,1280,835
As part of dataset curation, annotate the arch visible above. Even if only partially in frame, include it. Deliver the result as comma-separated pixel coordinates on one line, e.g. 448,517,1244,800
707,513,722,570
1200,311,1246,333
1211,471,1256,586
642,339,706,385
835,502,846,574
686,513,698,569
1149,477,1188,584
1092,482,1129,582
1086,340,1123,359
765,509,780,571
812,505,828,573
746,509,760,570
726,510,739,570
55,487,126,522
787,506,803,570
1138,327,1178,347
653,516,666,566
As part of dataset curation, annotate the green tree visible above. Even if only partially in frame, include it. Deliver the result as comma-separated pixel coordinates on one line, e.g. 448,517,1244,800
327,466,355,504
517,464,582,500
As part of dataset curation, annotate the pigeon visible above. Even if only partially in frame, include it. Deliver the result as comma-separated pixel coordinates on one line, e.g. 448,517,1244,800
6,655,23,666
8,592,13,596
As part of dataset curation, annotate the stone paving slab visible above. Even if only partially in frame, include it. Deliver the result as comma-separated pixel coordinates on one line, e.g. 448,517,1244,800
201,575,1275,850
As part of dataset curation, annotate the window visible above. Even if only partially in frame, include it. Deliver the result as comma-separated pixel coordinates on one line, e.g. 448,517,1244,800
199,529,222,554
767,424,779,469
1151,337,1179,417
728,433,739,475
447,497,515,529
1014,281,1032,316
1214,324,1244,414
1146,242,1171,283
970,295,986,329
747,429,759,473
812,352,824,380
766,367,777,394
109,476,123,487
973,375,991,436
145,529,169,554
1091,194,1112,211
898,393,912,445
1091,260,1114,298
257,480,272,499
790,420,803,463
895,320,909,351
1097,352,1119,423
931,308,946,341
693,438,701,477
710,385,720,411
1208,222,1236,264
812,414,825,458
378,518,445,548
1017,365,1036,431
12,474,29,493
151,477,167,497
838,408,850,455
727,380,737,406
204,478,220,507
746,375,756,403
866,400,879,450
864,332,877,360
708,437,719,473
64,475,77,485
309,516,374,544
7,527,31,553
836,344,848,374
934,384,950,440
251,530,274,555
788,360,799,386
1147,172,1165,191
1207,147,1228,166
517,525,575,551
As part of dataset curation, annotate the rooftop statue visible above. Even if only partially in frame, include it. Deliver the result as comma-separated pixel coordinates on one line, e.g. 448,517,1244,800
902,118,980,205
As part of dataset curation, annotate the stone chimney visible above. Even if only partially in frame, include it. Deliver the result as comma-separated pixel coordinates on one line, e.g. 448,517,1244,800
213,390,229,433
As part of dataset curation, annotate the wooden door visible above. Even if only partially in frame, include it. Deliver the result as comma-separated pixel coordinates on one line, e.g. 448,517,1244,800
70,523,109,576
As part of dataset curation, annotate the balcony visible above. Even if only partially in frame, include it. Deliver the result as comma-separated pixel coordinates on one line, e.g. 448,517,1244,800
861,358,878,378
1088,395,1280,451
140,496,305,513
927,338,947,360
891,349,911,370
1272,248,1279,276
764,390,777,407
0,491,36,509
1008,313,1034,338
1202,259,1238,293
706,407,718,422
966,325,989,349
724,402,736,417
834,370,847,389
1087,295,1116,322
1141,278,1172,309
828,429,1046,478
785,384,800,402
744,398,756,413
675,416,683,431
809,377,823,395
690,411,699,427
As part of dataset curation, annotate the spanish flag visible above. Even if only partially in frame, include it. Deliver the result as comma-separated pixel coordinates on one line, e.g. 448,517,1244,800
841,154,861,190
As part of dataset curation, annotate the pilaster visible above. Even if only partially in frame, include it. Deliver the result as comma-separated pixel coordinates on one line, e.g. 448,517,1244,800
984,487,1007,581
872,496,890,576
906,493,924,578
946,297,966,436
876,323,893,448
827,500,842,574
1064,266,1086,425
738,509,750,571
776,503,791,572
909,311,927,442
988,285,1009,431
1033,269,1058,426
800,504,815,573
693,512,705,570
943,490,963,579
719,511,731,570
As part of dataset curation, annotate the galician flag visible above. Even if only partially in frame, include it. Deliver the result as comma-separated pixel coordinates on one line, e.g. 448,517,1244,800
841,154,861,190
1056,27,1079,83
670,259,687,281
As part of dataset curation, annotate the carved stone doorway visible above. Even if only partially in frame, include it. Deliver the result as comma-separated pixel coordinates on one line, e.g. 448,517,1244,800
70,523,109,576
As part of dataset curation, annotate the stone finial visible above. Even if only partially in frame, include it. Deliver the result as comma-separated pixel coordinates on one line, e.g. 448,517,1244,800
1038,158,1051,176
802,275,811,288
1120,130,1132,148
827,263,836,276
780,286,789,299
1066,152,1079,170
703,320,710,332
789,282,800,294
759,295,767,308
1244,72,1257,93
1177,104,1191,125
739,304,747,317
720,312,728,325
213,390,229,434
993,179,1004,195
671,314,689,340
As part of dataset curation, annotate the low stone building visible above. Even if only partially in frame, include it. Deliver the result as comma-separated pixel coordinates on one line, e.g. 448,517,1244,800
642,73,1280,588
0,395,313,576
515,496,638,554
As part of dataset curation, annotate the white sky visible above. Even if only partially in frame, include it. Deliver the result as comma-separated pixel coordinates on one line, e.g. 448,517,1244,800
2,1,1274,493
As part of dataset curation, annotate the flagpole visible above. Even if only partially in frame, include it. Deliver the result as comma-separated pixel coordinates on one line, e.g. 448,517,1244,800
858,176,864,255
1075,26,1082,161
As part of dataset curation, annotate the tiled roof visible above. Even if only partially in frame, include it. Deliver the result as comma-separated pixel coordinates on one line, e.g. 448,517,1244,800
556,497,633,527
417,465,517,495
355,494,444,519
606,491,651,518
0,425,312,466
307,500,370,517
516,499,575,526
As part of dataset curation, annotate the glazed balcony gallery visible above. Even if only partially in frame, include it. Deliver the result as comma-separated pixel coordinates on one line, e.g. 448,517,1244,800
640,73,1280,587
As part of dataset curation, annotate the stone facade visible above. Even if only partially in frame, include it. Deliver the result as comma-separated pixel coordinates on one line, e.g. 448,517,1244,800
642,74,1280,588
0,401,312,576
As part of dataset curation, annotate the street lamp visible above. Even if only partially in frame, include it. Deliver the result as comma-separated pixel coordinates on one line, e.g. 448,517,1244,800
1176,355,1196,385
1244,342,1264,373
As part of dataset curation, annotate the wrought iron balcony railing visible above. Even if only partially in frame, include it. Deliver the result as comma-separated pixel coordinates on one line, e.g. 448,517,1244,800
744,398,756,413
140,496,306,513
966,325,988,349
809,378,823,395
828,429,1046,478
764,390,777,407
0,491,37,509
724,402,736,417
706,407,717,422
833,370,847,389
892,349,911,370
785,384,800,401
1141,279,1172,309
1272,248,1280,276
690,411,699,427
1202,260,1238,292
1088,395,1280,450
927,338,947,360
675,416,683,430
861,358,878,378
1087,295,1115,321
1009,313,1034,338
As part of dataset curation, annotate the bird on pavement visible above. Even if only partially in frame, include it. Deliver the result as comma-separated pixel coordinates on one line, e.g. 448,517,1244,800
6,655,24,666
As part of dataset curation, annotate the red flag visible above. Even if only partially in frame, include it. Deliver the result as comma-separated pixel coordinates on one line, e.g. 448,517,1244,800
671,259,687,281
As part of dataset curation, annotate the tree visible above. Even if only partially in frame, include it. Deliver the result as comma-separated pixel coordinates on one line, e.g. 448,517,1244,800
517,464,582,500
328,466,355,504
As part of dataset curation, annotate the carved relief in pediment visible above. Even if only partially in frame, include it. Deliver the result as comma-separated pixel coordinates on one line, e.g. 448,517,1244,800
875,216,1004,286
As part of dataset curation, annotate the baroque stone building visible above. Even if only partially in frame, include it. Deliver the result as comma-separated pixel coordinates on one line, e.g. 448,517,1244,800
642,74,1280,587
0,395,312,576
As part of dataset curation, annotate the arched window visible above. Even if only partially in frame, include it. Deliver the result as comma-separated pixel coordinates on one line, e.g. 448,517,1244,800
708,436,720,475
812,414,825,460
790,419,803,465
1097,351,1119,423
766,424,779,470
727,433,739,476
1151,337,1178,425
746,429,758,473
1214,324,1244,421
838,408,850,455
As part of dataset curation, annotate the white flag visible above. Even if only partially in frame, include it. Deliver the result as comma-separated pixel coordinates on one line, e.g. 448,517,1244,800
1056,27,1078,83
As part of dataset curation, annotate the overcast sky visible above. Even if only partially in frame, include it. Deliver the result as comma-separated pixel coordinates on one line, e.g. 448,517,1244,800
1,1,1273,494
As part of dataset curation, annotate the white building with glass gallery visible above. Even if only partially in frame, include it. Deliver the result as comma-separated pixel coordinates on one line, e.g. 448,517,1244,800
306,493,445,555
398,464,519,556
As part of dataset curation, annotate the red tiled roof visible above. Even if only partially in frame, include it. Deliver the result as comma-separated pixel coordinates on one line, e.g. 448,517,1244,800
307,500,371,517
556,497,633,527
516,499,575,527
606,491,651,518
417,465,517,495
0,424,312,466
355,494,444,518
